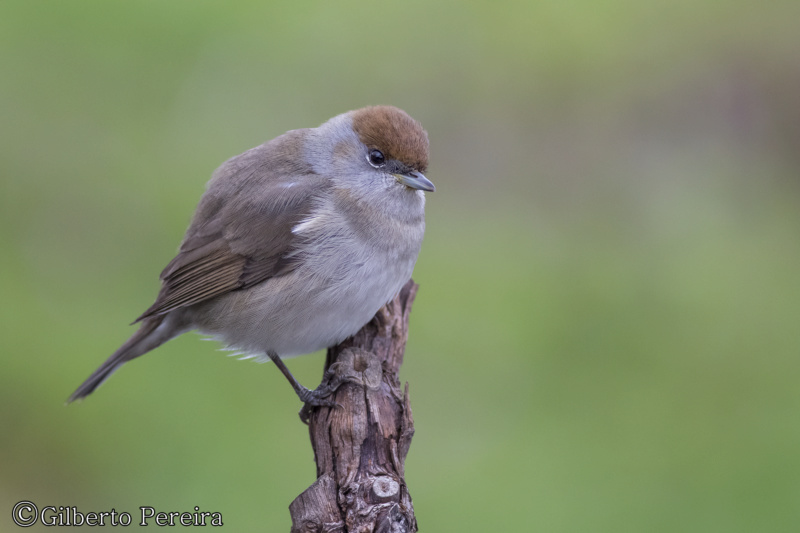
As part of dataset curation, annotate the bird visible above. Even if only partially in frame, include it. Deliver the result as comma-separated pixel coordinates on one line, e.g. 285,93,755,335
68,105,433,404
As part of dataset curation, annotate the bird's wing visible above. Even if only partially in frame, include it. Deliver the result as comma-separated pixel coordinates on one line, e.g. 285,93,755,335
135,132,327,322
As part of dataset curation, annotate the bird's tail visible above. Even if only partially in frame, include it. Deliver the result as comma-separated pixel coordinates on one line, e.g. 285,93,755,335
67,315,181,403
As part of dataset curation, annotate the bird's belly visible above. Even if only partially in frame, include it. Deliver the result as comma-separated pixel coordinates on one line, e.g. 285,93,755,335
191,245,416,359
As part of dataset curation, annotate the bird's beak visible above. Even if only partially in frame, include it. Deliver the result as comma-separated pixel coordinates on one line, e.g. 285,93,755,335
393,170,435,192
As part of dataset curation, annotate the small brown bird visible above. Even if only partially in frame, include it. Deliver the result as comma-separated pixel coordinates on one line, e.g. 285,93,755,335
68,105,433,404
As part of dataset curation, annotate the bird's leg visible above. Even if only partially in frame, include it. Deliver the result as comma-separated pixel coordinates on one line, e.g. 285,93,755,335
266,351,340,408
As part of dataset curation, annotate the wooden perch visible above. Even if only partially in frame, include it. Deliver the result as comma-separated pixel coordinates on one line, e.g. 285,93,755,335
289,279,419,533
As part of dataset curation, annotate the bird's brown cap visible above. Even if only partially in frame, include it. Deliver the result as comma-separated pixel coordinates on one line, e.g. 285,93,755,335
351,106,429,173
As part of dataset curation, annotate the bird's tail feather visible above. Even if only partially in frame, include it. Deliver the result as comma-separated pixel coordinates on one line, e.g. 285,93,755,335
67,315,178,403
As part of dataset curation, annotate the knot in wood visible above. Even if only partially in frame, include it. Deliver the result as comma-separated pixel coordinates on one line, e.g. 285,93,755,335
330,348,382,391
371,476,400,502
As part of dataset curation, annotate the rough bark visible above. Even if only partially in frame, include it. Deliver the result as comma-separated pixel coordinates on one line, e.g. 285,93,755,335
289,279,418,533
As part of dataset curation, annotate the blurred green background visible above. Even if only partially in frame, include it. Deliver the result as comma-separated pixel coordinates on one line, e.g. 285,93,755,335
2,1,800,531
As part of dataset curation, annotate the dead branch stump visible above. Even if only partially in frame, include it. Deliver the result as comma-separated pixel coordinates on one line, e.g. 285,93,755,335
289,279,419,533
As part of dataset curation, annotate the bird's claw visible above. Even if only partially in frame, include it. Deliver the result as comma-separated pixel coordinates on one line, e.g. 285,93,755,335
297,384,340,408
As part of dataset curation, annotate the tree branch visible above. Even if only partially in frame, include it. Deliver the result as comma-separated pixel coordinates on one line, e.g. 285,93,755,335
289,279,419,533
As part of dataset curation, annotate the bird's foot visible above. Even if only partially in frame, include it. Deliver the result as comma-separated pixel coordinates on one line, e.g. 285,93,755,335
295,377,340,408
266,351,342,422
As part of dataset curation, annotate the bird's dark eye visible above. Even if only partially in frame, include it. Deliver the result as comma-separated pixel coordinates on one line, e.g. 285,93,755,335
367,149,386,167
